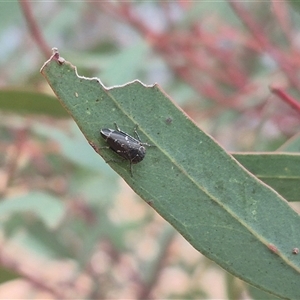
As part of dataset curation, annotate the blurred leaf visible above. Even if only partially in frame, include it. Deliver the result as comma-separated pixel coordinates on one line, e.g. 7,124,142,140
0,192,65,229
41,50,300,299
233,153,300,202
0,267,19,285
100,41,149,86
32,122,113,174
0,192,71,259
277,133,300,152
2,213,29,238
288,0,300,14
0,89,69,118
17,219,74,259
0,2,21,30
248,285,280,300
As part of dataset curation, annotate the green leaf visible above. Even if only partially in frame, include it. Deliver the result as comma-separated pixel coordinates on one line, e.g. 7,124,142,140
0,192,65,229
288,0,300,14
18,219,74,259
100,41,149,86
233,153,300,202
0,89,69,118
248,285,280,300
277,133,300,152
0,267,19,285
0,2,21,32
41,50,300,299
0,192,70,259
32,122,112,173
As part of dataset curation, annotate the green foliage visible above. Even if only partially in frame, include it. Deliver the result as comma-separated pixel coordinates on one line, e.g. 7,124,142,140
233,153,300,202
288,0,300,14
0,90,68,118
1,1,300,298
0,267,19,285
0,192,65,229
40,51,300,299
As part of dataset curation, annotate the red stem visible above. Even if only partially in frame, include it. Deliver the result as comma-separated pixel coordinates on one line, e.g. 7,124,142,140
19,0,51,58
270,86,300,114
227,1,300,91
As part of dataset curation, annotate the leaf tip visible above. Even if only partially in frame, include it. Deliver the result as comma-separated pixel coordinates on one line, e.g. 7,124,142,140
40,48,66,74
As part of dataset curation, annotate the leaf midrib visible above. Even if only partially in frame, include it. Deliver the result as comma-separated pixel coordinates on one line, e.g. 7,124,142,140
105,85,300,274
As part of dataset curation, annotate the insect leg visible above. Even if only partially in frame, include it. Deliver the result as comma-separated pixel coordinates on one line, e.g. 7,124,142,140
114,122,121,132
133,125,142,142
129,161,133,177
134,125,154,147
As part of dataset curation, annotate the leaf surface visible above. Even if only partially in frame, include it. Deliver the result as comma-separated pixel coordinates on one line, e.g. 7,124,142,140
233,153,300,202
41,50,300,299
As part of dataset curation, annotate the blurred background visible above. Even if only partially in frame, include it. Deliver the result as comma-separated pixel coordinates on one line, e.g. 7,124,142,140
0,1,300,299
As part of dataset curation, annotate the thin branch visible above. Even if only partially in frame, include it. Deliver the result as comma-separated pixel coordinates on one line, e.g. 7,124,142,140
227,0,300,91
0,249,65,299
270,86,300,115
97,2,244,110
136,226,176,300
19,0,51,58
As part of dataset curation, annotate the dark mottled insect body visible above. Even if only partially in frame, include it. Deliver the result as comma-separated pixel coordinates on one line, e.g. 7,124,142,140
100,123,151,176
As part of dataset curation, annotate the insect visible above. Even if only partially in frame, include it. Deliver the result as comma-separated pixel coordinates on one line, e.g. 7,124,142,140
100,123,152,176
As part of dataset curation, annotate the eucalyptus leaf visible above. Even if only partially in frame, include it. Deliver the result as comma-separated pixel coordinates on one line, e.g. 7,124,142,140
277,133,300,152
233,153,300,202
41,49,300,299
0,192,65,229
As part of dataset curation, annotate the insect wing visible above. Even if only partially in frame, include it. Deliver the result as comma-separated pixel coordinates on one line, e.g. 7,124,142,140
100,126,149,177
105,130,142,160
